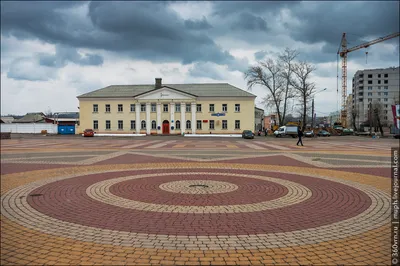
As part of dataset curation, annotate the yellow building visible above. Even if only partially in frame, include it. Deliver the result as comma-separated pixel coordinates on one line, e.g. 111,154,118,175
77,78,256,135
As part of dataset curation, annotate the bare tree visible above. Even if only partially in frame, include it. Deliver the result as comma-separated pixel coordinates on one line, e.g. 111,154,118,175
245,58,285,125
44,108,53,118
372,102,384,136
290,61,316,131
278,48,298,125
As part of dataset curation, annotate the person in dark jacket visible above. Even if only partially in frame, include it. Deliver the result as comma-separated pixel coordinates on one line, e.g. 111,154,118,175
297,127,304,146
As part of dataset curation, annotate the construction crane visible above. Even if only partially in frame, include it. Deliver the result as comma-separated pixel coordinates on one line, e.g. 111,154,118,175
337,32,400,127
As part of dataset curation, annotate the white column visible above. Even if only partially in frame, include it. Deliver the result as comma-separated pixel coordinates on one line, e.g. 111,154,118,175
146,102,151,135
170,102,175,133
191,102,196,134
181,103,186,135
135,103,140,134
156,103,161,134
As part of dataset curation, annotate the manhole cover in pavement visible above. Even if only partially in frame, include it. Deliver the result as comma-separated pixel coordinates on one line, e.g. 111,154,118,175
188,184,209,188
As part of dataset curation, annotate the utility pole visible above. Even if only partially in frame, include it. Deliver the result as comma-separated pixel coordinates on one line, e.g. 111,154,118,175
311,98,315,129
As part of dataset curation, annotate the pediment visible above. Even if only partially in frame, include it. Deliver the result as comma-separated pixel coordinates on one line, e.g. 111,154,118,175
135,87,196,100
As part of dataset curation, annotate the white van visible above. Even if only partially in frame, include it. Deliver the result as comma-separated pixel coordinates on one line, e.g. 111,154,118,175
274,126,298,138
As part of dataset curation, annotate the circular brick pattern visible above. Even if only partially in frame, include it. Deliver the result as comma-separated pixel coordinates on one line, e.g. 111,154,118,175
98,172,306,212
159,179,239,194
0,166,391,250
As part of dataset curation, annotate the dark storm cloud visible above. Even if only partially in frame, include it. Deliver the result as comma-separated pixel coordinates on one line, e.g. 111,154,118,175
1,1,243,70
184,17,212,30
38,45,103,68
231,13,268,31
212,1,300,17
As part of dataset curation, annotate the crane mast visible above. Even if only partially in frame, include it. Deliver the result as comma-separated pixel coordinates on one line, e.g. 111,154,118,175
337,32,400,127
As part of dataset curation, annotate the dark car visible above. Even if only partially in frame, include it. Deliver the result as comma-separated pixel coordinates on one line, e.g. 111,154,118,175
304,131,315,137
317,130,331,137
83,129,95,137
242,130,254,139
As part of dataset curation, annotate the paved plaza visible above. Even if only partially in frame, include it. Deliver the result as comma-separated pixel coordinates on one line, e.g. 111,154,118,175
0,135,396,265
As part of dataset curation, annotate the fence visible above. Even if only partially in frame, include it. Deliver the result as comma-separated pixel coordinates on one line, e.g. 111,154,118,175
0,123,58,134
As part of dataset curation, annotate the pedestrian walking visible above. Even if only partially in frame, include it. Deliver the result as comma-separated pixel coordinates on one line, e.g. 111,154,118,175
264,128,268,136
297,127,304,146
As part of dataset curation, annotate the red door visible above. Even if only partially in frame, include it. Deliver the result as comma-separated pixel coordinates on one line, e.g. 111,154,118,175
162,122,170,134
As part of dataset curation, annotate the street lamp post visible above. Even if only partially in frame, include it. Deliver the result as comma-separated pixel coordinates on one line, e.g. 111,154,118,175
311,88,328,129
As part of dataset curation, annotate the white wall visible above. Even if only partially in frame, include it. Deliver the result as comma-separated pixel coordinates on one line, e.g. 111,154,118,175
0,123,58,134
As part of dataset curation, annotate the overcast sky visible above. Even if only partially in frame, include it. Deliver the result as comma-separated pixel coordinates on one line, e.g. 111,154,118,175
1,1,399,117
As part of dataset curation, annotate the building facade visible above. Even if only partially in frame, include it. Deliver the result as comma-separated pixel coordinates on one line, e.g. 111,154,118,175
352,67,400,129
346,94,353,127
77,79,256,135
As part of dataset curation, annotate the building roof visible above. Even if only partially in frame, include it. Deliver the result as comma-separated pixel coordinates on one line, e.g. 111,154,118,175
77,83,256,98
13,112,46,123
53,112,80,119
0,117,15,123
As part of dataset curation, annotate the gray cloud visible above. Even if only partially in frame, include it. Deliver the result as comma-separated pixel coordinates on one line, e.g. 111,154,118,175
38,45,103,68
188,62,224,80
231,13,268,31
185,17,212,30
7,57,57,81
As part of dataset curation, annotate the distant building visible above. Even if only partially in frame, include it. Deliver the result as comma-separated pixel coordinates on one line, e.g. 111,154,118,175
254,107,264,131
13,112,46,123
351,67,400,129
45,112,79,125
0,116,15,123
346,94,353,127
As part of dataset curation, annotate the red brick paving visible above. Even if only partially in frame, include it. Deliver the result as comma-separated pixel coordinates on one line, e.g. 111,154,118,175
94,154,188,165
331,167,391,178
220,155,313,167
0,163,70,175
27,168,371,236
110,173,288,205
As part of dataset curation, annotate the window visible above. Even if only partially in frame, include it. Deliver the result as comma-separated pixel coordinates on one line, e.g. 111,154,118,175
385,104,388,108
385,110,388,114
378,80,381,84
235,104,240,112
106,120,111,129
368,74,372,78
384,74,388,78
93,104,98,112
209,104,214,112
368,80,372,84
196,104,202,112
186,120,191,129
141,120,146,129
384,98,388,102
378,86,381,90
196,120,202,129
368,99,372,102
368,92,372,96
384,92,388,96
368,87,372,90
117,104,123,112
186,105,191,112
118,120,123,130
151,120,156,129
222,104,227,112
93,120,98,130
384,86,389,90
209,120,215,129
222,120,227,129
175,104,181,112
378,92,381,96
130,104,135,112
130,120,136,130
105,104,111,112
378,98,381,102
176,120,180,130
378,74,381,78
235,120,240,129
150,103,156,112
141,104,146,112
163,104,168,112
384,80,388,84
384,116,388,120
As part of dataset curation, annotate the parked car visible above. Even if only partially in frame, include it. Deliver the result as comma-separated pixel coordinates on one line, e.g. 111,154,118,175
304,131,315,137
83,129,95,137
274,126,298,138
242,130,254,139
342,128,354,135
317,130,331,137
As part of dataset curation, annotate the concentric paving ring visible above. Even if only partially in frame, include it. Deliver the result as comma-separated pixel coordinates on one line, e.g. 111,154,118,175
87,172,311,213
0,166,391,250
159,179,239,194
